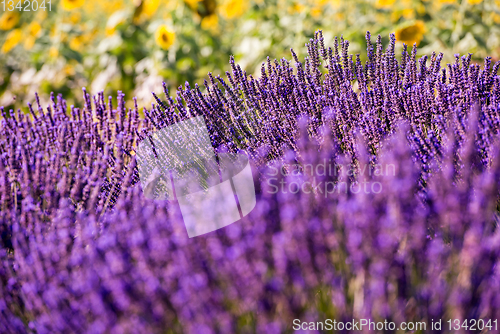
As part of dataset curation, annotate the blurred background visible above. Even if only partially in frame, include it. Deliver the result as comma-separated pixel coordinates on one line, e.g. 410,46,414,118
1,0,499,112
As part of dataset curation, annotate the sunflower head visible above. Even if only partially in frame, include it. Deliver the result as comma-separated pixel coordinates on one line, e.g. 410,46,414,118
395,20,426,46
1,29,22,53
28,22,42,37
220,0,248,19
375,0,396,9
49,46,59,58
0,12,20,30
201,14,218,32
133,0,161,24
69,35,85,51
23,22,42,51
155,25,175,50
185,0,201,10
61,0,85,11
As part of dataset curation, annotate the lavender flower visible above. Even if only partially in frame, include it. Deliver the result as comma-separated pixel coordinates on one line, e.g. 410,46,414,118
1,30,500,333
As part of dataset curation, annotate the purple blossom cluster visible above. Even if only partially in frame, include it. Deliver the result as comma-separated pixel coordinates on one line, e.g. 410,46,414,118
1,31,500,333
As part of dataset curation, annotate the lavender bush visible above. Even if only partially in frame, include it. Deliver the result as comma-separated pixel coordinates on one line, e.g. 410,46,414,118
1,31,500,333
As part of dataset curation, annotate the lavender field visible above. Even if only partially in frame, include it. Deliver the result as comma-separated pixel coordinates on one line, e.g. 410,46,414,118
1,31,500,333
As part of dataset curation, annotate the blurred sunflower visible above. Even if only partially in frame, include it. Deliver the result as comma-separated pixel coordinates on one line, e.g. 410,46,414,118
61,0,85,10
49,46,59,58
416,3,426,14
155,24,175,49
220,0,248,19
402,8,415,19
1,29,22,53
313,0,329,6
0,11,20,31
69,35,85,51
391,11,400,22
468,0,482,4
69,12,82,24
375,0,396,9
143,0,160,16
133,0,161,24
28,22,42,37
185,0,201,10
24,22,42,50
395,20,426,45
289,2,305,14
191,0,217,18
492,12,500,24
64,63,76,76
311,6,322,17
201,14,218,32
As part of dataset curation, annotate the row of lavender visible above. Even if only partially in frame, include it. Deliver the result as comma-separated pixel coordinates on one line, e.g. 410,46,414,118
1,31,500,333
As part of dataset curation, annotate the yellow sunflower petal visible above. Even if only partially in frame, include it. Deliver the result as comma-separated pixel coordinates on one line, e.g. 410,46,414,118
395,20,426,46
1,29,22,53
155,24,175,50
0,11,20,30
61,0,85,11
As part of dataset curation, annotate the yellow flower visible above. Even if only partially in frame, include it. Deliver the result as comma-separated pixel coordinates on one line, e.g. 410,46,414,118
289,2,305,14
105,26,115,36
28,22,42,37
201,14,218,31
1,29,22,53
69,12,81,24
155,24,175,50
185,0,201,10
492,12,500,24
134,0,161,24
143,0,161,16
437,0,455,3
49,46,59,58
23,22,42,50
69,35,85,51
402,8,415,19
24,37,36,50
64,64,75,76
416,3,426,14
395,20,426,46
468,0,482,4
391,10,401,22
311,6,322,17
375,0,396,9
0,11,20,30
313,0,328,6
61,0,85,11
220,0,248,19
61,31,69,43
